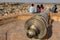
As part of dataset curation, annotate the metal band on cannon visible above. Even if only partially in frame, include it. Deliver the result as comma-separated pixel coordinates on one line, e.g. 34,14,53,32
25,9,50,39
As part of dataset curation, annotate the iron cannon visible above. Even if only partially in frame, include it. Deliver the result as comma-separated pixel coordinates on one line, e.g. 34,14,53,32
25,9,50,39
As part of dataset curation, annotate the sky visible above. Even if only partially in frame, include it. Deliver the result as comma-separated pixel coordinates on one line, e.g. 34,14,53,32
0,0,60,3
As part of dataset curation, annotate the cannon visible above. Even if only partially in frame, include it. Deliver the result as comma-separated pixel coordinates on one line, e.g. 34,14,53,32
25,9,50,39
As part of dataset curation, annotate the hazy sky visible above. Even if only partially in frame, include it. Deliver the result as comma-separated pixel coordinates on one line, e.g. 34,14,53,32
0,0,60,3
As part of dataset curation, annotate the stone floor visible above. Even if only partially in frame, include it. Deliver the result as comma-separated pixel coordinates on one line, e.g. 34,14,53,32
48,21,60,40
0,17,60,40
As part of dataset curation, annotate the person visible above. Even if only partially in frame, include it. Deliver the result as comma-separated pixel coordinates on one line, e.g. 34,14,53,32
36,5,40,13
29,4,35,13
52,5,57,13
40,4,44,13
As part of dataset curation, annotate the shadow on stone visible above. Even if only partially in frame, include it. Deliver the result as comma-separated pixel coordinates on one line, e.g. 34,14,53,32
42,25,53,40
42,20,54,39
47,25,53,39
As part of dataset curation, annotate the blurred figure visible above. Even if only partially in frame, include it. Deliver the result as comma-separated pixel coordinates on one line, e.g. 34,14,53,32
36,5,40,13
40,4,44,13
52,5,57,13
29,4,35,13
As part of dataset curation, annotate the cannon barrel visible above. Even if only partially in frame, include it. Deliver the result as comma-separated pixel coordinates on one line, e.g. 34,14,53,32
25,9,50,39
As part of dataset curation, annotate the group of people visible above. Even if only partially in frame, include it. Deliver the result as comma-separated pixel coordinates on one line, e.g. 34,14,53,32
29,4,58,13
29,4,44,13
